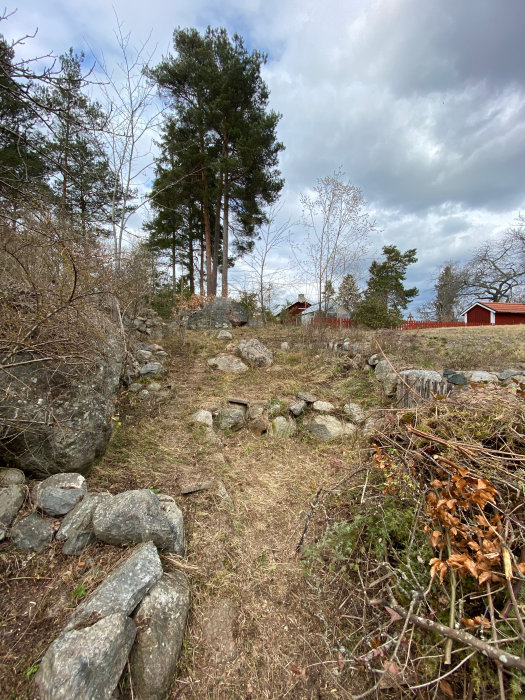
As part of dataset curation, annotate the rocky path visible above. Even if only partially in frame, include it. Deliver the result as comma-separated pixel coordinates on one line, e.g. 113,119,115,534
128,338,363,699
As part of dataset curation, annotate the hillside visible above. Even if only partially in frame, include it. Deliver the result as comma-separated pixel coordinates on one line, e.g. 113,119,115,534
1,323,525,698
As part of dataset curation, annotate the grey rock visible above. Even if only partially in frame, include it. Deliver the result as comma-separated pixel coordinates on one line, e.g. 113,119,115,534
191,409,213,427
464,370,498,383
312,400,335,413
33,472,87,516
248,415,270,435
136,349,153,363
0,467,25,486
238,339,273,367
36,613,136,700
149,344,164,352
147,381,161,392
162,501,185,556
498,369,523,381
447,372,468,386
0,485,25,535
57,493,110,555
399,369,442,384
129,383,142,393
374,360,398,396
216,480,234,509
214,407,245,431
269,416,296,438
130,572,190,700
368,354,380,366
187,297,248,329
374,359,393,381
342,402,366,425
0,334,125,477
138,389,150,399
247,402,266,420
180,480,214,495
11,512,54,552
281,342,290,350
217,330,233,340
289,400,306,417
92,490,184,554
155,351,169,360
207,355,249,373
296,391,318,403
139,362,165,378
66,542,162,631
308,415,345,441
443,369,455,377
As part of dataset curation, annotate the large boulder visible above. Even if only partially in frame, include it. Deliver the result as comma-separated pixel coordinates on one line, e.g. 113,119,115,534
92,490,184,554
308,415,356,441
0,334,125,477
130,572,190,700
56,492,111,555
187,297,248,329
66,541,162,632
36,613,136,700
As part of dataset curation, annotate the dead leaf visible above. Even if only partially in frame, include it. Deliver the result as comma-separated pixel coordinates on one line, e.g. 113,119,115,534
290,664,306,676
337,652,346,670
383,660,399,675
384,606,403,624
439,679,454,697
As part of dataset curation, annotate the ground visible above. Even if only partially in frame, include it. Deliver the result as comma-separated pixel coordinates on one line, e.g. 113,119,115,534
1,323,525,698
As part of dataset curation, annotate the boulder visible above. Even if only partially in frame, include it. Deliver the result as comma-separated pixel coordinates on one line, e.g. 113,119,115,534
374,360,398,396
296,391,318,403
396,370,448,407
0,333,125,477
191,409,213,428
312,400,335,413
269,416,296,438
289,400,306,417
238,339,273,367
342,402,366,425
11,512,54,552
0,485,25,540
36,613,136,700
214,407,245,431
308,415,345,441
464,370,499,384
139,362,165,378
207,355,248,373
447,372,468,386
33,472,87,516
56,493,111,555
498,369,523,381
0,467,25,486
130,572,190,700
92,490,184,554
65,541,162,631
187,297,248,329
217,330,233,340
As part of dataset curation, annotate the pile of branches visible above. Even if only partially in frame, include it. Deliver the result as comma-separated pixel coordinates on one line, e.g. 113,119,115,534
309,384,525,697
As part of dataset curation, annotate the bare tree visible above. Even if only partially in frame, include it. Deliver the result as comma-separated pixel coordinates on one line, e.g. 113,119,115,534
296,170,374,315
96,16,163,269
467,231,525,302
242,202,293,322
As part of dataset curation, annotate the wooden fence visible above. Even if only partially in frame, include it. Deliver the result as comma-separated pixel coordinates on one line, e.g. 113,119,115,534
282,317,524,331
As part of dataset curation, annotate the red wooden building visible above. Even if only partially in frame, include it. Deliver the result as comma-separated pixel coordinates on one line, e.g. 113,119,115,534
281,294,312,320
461,301,525,325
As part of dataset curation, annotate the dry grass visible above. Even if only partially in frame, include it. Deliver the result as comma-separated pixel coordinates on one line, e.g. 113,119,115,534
1,322,525,698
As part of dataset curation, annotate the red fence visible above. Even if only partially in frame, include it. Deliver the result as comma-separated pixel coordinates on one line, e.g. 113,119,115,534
282,317,524,330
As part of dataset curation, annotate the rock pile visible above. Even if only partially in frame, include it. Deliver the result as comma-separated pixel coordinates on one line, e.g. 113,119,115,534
1,468,190,699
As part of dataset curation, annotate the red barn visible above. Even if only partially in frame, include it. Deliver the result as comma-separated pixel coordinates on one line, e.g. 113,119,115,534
461,301,525,325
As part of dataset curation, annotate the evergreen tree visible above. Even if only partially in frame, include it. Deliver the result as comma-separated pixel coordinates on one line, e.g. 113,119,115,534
150,27,284,296
354,246,418,328
44,49,115,235
337,273,361,313
0,35,46,208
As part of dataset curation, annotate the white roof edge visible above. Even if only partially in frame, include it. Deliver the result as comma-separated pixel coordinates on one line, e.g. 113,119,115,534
460,301,495,316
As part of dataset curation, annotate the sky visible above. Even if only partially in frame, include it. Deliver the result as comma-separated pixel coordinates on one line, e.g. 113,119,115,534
4,0,525,310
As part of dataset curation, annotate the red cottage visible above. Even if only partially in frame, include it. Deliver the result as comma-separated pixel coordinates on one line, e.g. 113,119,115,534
281,294,312,321
461,301,525,325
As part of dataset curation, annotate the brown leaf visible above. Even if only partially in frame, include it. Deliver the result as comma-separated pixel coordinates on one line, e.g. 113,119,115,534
338,652,346,670
290,664,306,676
439,679,454,697
383,660,400,675
430,530,442,548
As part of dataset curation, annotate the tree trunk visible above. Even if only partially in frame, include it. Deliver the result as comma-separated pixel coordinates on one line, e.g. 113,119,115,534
221,182,229,298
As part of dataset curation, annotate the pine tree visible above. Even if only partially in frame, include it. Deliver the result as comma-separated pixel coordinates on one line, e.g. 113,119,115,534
337,273,361,313
150,27,284,296
354,246,418,328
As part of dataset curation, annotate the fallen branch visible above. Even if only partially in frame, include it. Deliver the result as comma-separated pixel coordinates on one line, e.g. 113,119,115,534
378,600,525,672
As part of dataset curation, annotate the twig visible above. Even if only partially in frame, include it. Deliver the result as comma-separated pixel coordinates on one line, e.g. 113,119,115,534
445,531,456,665
295,487,324,553
408,651,476,691
487,582,506,700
